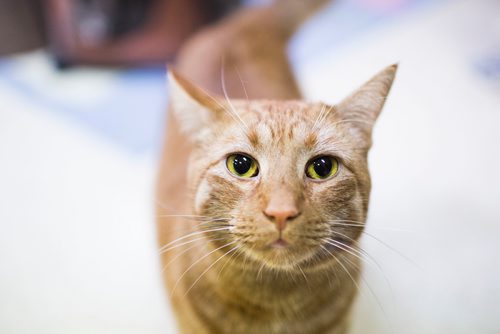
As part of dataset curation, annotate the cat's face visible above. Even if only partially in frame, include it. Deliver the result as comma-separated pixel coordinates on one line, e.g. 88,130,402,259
169,65,396,271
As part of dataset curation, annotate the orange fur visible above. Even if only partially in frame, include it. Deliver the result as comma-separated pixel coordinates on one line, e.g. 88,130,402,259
157,2,397,333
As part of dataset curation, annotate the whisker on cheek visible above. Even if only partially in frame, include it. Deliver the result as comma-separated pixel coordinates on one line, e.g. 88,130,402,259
160,237,228,274
327,220,421,270
158,226,233,254
328,231,383,271
159,219,233,236
160,235,227,255
216,246,245,279
328,219,416,233
184,245,240,297
170,240,238,297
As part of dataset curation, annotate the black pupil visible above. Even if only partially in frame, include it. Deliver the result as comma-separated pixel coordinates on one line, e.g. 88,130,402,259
233,155,253,175
313,157,332,178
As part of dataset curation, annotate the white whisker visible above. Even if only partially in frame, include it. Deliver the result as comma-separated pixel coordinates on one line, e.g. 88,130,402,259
159,236,213,255
158,226,232,253
220,57,249,132
216,246,243,279
339,253,395,334
170,241,237,297
234,65,249,102
315,104,336,131
320,244,365,302
160,237,225,274
184,245,240,296
312,103,326,132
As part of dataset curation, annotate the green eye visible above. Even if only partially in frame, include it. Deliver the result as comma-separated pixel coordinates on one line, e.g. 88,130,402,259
306,156,339,180
226,154,259,178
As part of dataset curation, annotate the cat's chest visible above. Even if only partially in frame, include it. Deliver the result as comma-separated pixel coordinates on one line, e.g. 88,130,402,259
183,276,351,334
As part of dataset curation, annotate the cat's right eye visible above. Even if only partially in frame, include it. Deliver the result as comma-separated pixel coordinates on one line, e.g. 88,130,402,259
226,154,259,178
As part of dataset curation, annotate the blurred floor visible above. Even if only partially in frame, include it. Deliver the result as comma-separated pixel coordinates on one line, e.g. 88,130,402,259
0,82,172,333
1,0,499,333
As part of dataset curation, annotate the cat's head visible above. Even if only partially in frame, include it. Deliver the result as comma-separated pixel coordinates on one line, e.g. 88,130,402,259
168,65,397,271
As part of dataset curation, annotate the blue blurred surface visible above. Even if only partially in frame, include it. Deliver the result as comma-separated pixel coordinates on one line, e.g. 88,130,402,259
0,0,446,155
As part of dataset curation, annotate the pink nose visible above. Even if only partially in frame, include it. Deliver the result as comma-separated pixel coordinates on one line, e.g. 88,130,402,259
263,207,300,232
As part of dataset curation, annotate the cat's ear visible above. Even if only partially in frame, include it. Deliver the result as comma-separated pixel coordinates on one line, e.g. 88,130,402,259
168,69,222,134
335,64,397,142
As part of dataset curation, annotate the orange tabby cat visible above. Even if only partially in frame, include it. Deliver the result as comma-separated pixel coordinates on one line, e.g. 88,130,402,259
157,1,397,333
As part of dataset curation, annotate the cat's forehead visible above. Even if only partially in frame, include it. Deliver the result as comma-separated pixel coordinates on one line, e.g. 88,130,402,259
236,100,324,137
218,100,345,154
235,100,319,122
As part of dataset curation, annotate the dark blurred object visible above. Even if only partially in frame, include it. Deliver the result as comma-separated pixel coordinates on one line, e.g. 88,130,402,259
44,0,242,67
0,0,46,56
0,0,241,67
72,0,156,43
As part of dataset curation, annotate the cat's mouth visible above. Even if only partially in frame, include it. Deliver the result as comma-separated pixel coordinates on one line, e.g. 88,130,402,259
269,238,289,249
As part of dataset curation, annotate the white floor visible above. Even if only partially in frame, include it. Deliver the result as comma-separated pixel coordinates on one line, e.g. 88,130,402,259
0,86,173,333
1,0,499,333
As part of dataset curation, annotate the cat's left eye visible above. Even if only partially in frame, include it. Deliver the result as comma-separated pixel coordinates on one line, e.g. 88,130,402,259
305,156,339,180
226,154,259,178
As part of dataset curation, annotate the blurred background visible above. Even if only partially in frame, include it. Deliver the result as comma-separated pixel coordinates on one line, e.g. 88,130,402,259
0,0,499,333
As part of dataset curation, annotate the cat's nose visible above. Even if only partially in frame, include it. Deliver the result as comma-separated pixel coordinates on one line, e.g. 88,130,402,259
263,207,300,232
264,187,301,232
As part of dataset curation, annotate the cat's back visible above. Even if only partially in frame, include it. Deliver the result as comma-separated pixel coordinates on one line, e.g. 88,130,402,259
172,0,332,101
174,3,316,100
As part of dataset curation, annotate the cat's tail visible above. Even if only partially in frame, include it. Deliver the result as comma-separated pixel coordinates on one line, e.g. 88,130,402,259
271,0,332,38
